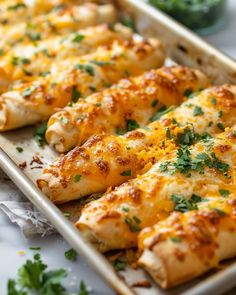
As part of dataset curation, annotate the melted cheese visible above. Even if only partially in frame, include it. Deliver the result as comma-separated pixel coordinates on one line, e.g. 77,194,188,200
46,66,208,152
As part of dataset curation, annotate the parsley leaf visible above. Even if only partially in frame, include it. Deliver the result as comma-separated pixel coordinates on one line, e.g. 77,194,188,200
75,63,94,76
79,281,89,295
120,169,131,176
126,119,140,131
7,253,88,295
113,259,126,271
34,122,47,147
74,174,81,182
72,34,85,43
64,248,77,262
71,86,81,103
171,194,201,212
124,215,141,232
170,237,182,243
150,105,175,122
16,146,23,153
219,189,230,197
193,106,204,116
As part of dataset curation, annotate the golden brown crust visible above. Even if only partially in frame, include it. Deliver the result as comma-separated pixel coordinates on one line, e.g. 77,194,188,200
138,196,236,288
76,124,236,251
46,66,209,152
0,38,164,131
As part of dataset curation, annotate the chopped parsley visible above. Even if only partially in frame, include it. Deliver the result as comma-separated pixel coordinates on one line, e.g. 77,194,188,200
121,206,130,212
79,281,89,295
60,117,69,124
75,63,94,76
42,49,51,58
26,32,41,41
64,248,77,262
39,71,50,77
22,86,36,97
193,106,204,116
171,194,201,212
150,105,175,122
122,18,136,30
151,99,159,107
211,98,217,105
29,247,41,251
113,259,126,271
115,127,125,135
170,237,182,243
218,110,223,118
120,169,131,177
8,3,27,10
71,86,81,103
217,122,225,131
91,60,113,66
16,146,23,153
126,119,140,131
12,56,31,66
124,215,141,232
219,189,230,198
176,127,196,146
183,89,192,98
0,49,4,56
34,122,47,147
213,208,227,217
72,33,85,43
74,174,81,183
160,146,230,177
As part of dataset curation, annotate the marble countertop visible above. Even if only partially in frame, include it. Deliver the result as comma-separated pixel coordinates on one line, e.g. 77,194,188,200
0,1,236,294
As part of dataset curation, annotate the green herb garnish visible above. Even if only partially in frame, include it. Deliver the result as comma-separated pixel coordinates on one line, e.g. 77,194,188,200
193,106,204,116
64,248,77,262
219,189,230,198
150,105,175,122
75,63,94,76
124,215,141,232
71,86,81,103
120,170,131,177
74,174,81,183
126,119,140,132
113,259,126,271
72,34,85,43
34,122,47,147
16,146,23,153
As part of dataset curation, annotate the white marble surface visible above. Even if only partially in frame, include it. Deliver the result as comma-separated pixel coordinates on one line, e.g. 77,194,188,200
0,1,236,294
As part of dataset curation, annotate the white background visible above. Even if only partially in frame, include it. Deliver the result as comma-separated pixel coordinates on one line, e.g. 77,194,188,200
0,1,236,294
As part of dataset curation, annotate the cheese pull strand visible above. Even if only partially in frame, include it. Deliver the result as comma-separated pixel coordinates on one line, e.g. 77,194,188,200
138,195,236,288
0,24,132,93
0,38,164,131
46,66,207,152
38,67,210,204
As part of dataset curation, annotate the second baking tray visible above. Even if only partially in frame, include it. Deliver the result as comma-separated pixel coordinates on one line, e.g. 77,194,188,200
1,0,236,294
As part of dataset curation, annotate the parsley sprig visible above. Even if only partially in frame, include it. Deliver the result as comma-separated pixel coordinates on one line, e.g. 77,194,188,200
7,253,88,295
160,145,230,177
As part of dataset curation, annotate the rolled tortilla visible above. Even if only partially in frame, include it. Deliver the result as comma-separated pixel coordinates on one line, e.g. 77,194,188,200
46,66,208,152
76,113,236,252
138,196,236,288
0,38,164,131
38,70,211,204
0,3,117,49
0,0,86,26
0,24,132,92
